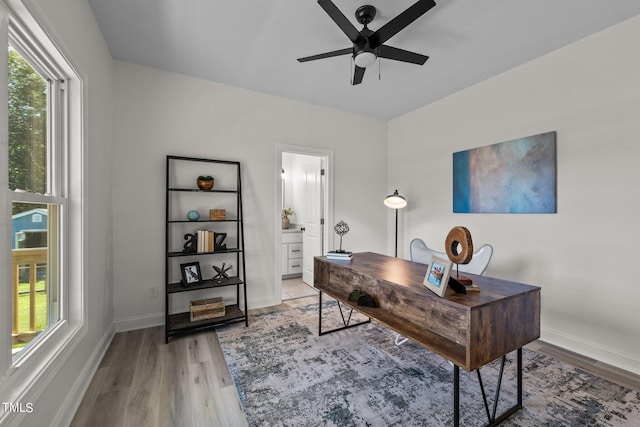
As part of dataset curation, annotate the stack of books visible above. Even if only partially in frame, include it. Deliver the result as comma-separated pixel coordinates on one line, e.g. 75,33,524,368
196,229,215,253
326,250,353,261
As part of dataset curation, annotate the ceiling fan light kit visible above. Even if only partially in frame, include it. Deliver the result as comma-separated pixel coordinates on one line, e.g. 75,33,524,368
354,49,376,68
298,0,435,85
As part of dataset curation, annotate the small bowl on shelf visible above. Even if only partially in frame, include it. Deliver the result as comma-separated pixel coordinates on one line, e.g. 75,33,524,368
197,176,214,191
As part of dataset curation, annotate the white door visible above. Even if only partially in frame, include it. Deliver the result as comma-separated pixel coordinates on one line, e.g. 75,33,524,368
299,155,323,285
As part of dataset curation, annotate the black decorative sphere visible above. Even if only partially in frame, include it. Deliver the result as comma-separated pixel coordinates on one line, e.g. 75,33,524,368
334,221,350,237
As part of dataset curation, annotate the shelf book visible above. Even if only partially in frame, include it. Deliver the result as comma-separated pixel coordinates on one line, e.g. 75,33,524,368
197,229,215,253
326,250,353,260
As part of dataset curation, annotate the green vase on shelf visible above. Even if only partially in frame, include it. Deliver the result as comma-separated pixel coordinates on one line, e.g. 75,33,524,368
187,210,200,221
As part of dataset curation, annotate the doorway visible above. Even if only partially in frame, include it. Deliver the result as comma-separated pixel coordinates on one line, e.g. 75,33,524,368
276,145,333,302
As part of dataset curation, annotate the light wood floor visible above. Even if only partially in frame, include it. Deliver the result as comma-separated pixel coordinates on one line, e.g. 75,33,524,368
70,323,248,427
525,340,640,390
282,277,318,301
72,295,639,426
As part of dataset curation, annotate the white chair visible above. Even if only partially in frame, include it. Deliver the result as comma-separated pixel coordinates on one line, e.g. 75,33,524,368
409,238,493,276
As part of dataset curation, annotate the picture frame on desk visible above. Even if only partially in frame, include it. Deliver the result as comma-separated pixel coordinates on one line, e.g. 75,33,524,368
180,261,202,286
423,255,452,297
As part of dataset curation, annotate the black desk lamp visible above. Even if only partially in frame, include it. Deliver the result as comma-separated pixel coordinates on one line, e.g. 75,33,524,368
384,190,407,257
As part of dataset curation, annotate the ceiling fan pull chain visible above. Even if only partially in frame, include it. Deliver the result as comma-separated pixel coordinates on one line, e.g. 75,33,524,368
378,55,381,81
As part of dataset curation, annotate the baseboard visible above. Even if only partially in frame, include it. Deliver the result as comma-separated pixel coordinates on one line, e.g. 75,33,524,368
541,326,640,376
113,297,286,334
51,324,115,427
114,312,164,333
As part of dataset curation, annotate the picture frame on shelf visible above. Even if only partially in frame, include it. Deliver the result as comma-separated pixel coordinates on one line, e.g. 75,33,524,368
423,255,452,297
181,261,202,286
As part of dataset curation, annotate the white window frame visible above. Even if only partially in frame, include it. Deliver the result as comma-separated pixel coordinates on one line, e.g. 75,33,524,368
0,0,85,420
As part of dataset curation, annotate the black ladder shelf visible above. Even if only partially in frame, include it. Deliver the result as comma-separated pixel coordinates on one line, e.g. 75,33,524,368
164,155,248,343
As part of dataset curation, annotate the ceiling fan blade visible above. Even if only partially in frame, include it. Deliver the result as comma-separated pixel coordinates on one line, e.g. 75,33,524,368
352,66,365,85
318,0,361,43
378,45,429,65
297,48,352,63
371,0,436,46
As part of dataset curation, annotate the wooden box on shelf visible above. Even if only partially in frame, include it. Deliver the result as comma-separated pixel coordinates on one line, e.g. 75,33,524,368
190,297,225,322
209,209,226,221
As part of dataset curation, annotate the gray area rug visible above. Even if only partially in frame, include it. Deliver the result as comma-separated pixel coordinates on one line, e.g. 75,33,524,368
216,302,640,426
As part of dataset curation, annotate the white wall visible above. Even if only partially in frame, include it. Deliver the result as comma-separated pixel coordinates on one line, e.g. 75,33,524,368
389,16,640,374
112,61,388,330
5,0,114,426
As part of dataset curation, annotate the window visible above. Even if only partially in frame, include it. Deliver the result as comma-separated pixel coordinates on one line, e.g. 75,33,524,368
8,45,63,358
0,1,84,407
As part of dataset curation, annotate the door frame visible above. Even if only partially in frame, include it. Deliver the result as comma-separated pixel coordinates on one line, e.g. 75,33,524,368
275,144,334,303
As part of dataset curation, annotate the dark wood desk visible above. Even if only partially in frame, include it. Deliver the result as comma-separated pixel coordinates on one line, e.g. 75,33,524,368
314,252,541,426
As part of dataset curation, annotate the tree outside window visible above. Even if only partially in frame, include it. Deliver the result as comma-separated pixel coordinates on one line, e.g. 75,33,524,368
8,46,47,195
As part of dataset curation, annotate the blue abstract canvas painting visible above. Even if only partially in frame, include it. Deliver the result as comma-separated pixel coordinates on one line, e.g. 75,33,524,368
453,132,557,213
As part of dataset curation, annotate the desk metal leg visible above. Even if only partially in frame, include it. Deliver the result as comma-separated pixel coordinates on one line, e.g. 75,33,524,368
517,348,523,406
318,291,371,336
454,348,523,426
454,365,460,427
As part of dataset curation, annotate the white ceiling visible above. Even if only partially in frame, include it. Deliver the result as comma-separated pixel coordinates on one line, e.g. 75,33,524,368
88,0,640,120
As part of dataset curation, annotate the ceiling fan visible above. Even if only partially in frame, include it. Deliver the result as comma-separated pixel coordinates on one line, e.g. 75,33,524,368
297,0,436,85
